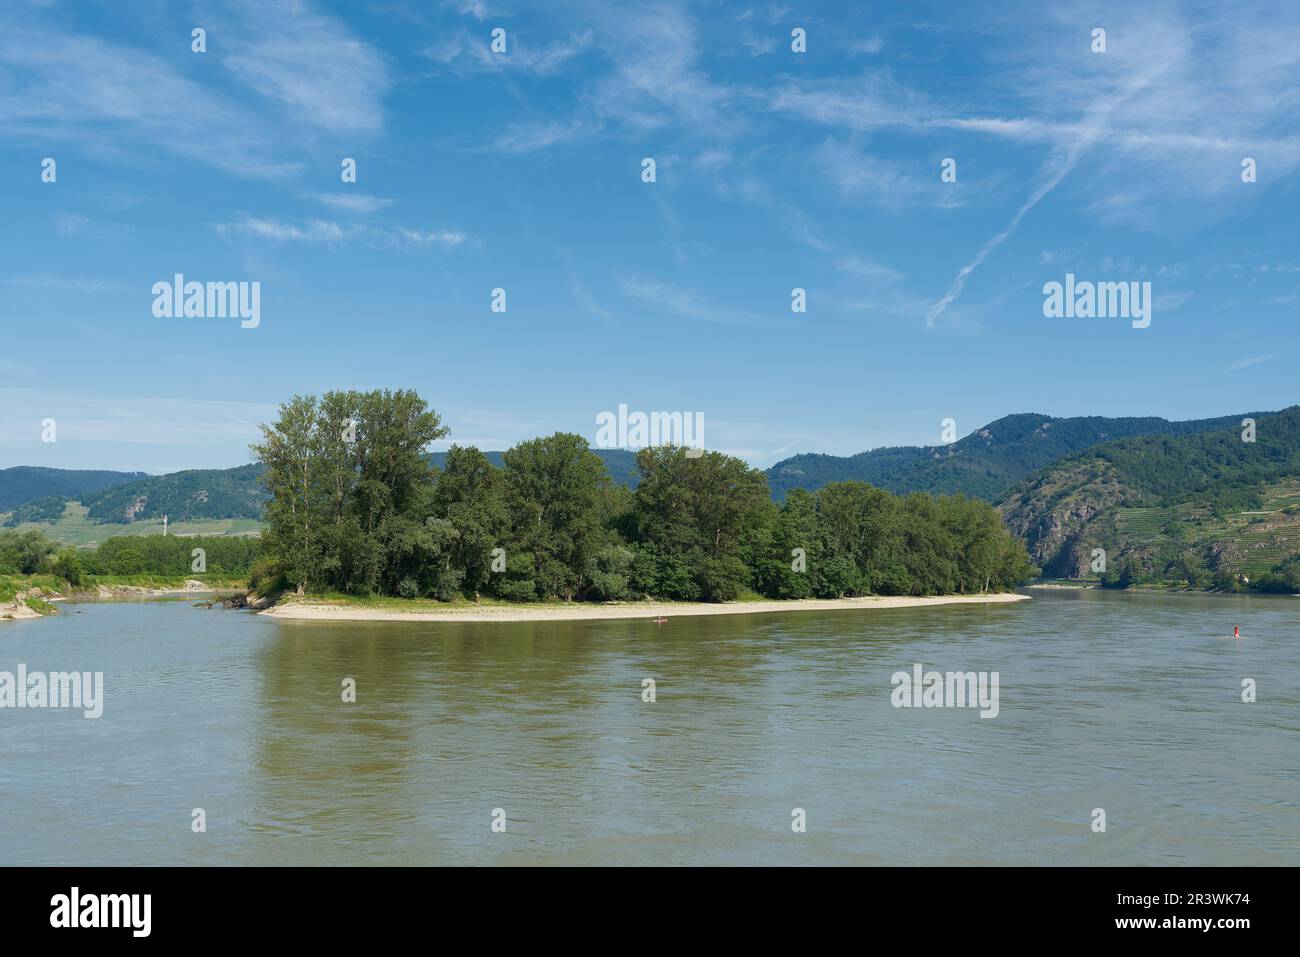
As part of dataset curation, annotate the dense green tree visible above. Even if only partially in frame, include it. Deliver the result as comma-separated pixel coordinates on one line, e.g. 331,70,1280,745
49,548,83,586
86,535,261,577
1255,556,1300,593
753,483,1030,599
815,482,896,595
0,529,57,575
250,395,329,593
248,391,1038,603
502,433,612,600
111,548,146,575
251,390,447,595
0,528,262,585
430,445,509,596
632,447,773,601
754,488,819,599
339,390,448,594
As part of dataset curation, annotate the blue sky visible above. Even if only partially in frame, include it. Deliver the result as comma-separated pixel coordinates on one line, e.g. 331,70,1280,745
1,0,1298,474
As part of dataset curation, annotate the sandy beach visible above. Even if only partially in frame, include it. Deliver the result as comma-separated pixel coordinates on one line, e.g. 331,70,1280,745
261,592,1030,623
0,599,42,621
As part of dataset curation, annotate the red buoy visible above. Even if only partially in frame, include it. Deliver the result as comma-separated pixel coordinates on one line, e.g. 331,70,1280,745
1234,625,1240,639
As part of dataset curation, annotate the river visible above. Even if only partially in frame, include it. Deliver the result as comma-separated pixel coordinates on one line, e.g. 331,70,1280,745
1,589,1295,865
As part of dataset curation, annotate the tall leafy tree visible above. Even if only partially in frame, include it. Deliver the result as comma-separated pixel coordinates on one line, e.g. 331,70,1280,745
502,433,611,600
755,488,821,598
250,395,328,593
632,447,772,601
252,390,447,595
343,390,448,593
431,445,509,596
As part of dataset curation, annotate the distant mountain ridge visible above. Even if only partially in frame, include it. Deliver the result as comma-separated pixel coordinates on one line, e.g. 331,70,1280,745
2,451,641,529
0,466,148,513
999,406,1300,582
3,464,273,527
80,464,271,524
3,411,1291,555
765,411,1252,501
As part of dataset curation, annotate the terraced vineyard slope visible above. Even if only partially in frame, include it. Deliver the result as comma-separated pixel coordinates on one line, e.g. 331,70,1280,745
999,407,1300,588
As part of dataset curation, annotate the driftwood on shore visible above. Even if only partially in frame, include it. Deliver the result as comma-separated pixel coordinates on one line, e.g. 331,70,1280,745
194,592,274,610
194,592,249,609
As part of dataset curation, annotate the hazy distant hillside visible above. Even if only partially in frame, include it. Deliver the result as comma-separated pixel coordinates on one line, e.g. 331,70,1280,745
12,408,1294,574
82,464,270,524
765,412,1249,501
1,463,269,544
4,449,640,536
999,407,1300,582
0,466,147,512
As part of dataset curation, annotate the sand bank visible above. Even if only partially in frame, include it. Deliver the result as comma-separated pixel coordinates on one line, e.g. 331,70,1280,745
261,592,1029,623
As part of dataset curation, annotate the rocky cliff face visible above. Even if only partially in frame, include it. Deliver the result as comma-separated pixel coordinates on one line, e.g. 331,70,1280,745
998,459,1133,574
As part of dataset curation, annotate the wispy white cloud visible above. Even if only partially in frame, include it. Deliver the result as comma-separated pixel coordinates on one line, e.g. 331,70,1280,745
389,227,468,249
424,28,594,77
490,116,601,153
815,138,960,209
53,213,90,236
0,29,291,177
2,273,124,293
924,147,1084,328
215,216,468,249
217,217,355,244
219,0,390,135
442,0,504,24
760,5,1300,327
570,274,614,324
768,71,938,133
585,3,741,135
1227,355,1273,372
0,1,388,178
734,31,778,57
1154,290,1193,313
620,275,780,328
683,147,834,252
836,256,905,283
823,255,931,327
309,193,394,214
925,26,1186,326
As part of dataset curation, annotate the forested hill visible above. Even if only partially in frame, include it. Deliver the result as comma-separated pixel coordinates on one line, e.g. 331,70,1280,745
2,411,1282,533
0,467,147,512
4,465,272,527
765,411,1250,501
2,452,640,528
998,406,1300,582
77,464,271,524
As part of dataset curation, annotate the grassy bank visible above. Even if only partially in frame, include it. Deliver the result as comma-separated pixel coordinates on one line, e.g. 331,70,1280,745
0,573,65,604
